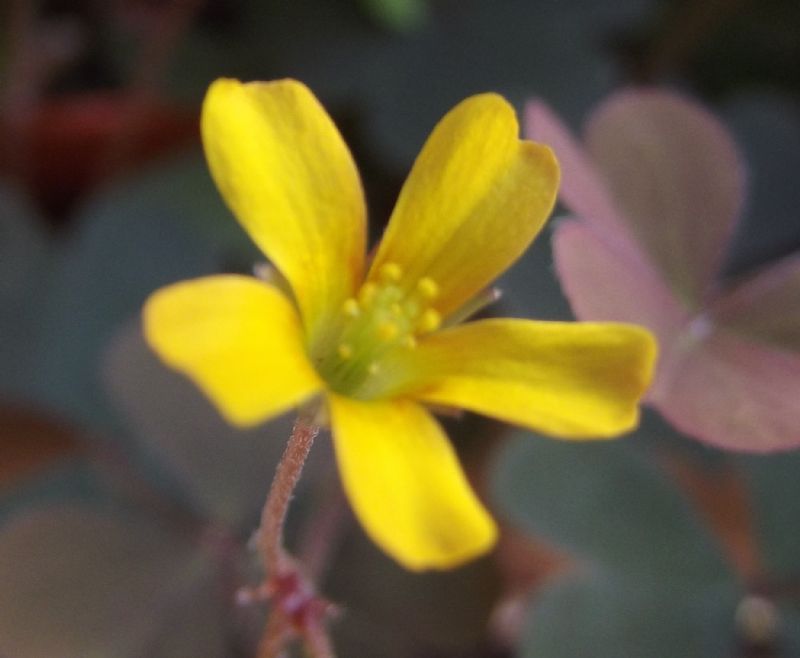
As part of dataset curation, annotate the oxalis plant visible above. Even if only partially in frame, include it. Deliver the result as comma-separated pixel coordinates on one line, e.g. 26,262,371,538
143,78,655,657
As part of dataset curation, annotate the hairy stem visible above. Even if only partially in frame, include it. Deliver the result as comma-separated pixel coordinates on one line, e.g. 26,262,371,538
259,416,320,576
253,415,337,658
302,619,336,658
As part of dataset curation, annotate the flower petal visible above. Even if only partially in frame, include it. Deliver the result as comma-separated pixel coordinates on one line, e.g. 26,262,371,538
143,275,322,427
404,319,656,438
201,78,367,341
369,93,559,318
585,90,745,306
328,394,497,571
525,101,628,241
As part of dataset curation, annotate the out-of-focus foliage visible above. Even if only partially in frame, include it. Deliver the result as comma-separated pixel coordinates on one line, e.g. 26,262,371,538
33,156,225,428
494,435,734,658
358,0,430,32
494,432,800,658
166,0,658,167
723,93,800,273
0,183,49,403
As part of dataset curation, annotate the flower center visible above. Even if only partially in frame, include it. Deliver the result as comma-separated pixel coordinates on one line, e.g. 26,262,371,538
315,262,440,399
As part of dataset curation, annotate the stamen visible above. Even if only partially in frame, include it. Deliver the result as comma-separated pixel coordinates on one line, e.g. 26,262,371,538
417,277,439,300
320,270,448,396
342,298,360,318
379,262,402,283
377,321,399,341
358,283,377,306
417,309,441,333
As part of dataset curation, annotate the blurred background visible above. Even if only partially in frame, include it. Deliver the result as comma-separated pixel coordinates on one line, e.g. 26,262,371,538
1,1,799,657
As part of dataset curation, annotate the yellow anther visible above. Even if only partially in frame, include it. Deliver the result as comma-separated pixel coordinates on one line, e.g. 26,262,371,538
342,298,360,318
417,277,439,300
390,302,403,317
368,362,380,375
379,262,402,283
358,282,377,306
402,335,417,349
377,321,399,341
417,308,441,333
337,343,353,360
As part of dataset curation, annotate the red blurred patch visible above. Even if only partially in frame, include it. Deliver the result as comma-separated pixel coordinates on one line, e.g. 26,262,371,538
0,405,81,487
0,93,199,219
665,454,763,583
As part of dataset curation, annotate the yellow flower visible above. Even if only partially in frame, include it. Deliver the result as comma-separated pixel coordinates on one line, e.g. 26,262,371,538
143,79,656,571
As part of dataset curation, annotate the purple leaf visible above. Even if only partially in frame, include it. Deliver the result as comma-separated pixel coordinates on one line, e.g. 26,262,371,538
585,90,746,306
653,329,800,452
711,254,800,352
525,102,630,243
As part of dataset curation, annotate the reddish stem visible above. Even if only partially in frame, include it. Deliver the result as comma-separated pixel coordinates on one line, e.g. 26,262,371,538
259,417,319,575
257,612,291,658
253,416,336,658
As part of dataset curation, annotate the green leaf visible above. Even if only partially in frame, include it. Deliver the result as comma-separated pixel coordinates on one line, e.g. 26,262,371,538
493,432,730,586
740,451,800,578
519,571,739,658
358,0,429,32
0,180,50,402
34,155,229,430
783,607,800,655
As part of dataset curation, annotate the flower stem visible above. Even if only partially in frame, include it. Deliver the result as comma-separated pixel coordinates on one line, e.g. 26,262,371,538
254,415,337,658
259,416,319,575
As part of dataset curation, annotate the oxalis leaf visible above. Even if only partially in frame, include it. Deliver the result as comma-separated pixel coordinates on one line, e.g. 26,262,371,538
519,570,739,658
34,155,226,429
0,180,50,403
493,431,729,586
358,0,429,32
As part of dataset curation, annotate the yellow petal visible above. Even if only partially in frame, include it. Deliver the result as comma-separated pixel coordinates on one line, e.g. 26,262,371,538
201,78,367,343
143,275,322,427
368,93,559,318
402,319,656,438
328,394,497,571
